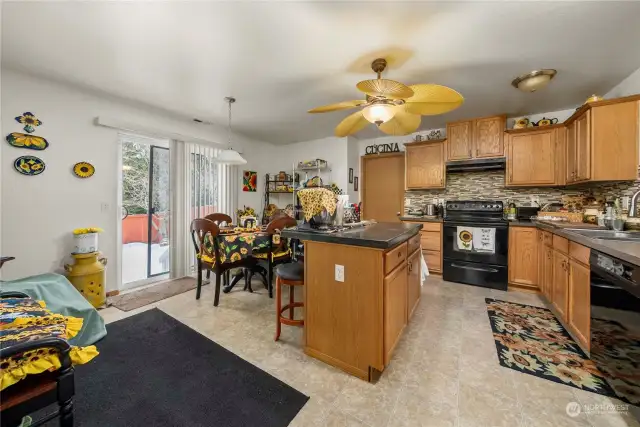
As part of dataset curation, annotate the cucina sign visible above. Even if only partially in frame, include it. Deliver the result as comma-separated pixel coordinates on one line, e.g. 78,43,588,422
364,142,400,155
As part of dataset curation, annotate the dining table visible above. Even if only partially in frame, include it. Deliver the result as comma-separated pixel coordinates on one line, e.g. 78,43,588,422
206,227,273,293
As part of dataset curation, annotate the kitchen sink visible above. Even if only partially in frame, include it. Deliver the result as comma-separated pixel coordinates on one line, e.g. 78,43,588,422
564,229,640,241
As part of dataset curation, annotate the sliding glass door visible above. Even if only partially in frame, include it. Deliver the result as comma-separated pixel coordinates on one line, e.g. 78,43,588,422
148,146,170,277
121,136,170,287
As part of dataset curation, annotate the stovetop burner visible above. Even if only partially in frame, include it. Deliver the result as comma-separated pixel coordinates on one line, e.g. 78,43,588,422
445,200,505,223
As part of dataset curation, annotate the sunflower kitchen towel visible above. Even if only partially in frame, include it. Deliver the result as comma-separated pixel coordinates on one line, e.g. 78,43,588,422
457,226,473,251
473,227,496,253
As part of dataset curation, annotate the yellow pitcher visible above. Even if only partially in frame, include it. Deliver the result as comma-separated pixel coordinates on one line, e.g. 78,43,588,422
65,252,107,308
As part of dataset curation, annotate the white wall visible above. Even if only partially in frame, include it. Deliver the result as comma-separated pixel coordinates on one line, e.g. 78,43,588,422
0,69,274,290
271,136,349,193
606,66,640,98
346,136,359,202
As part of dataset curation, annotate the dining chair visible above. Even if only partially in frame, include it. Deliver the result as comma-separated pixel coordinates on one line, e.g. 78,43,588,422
203,213,232,285
204,213,232,226
190,219,257,306
250,216,298,298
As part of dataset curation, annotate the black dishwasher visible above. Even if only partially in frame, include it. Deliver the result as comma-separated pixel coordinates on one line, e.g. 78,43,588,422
590,250,640,416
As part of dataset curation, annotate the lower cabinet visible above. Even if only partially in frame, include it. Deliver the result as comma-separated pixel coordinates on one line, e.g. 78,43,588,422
537,235,591,351
552,249,569,319
384,261,407,366
407,249,421,320
508,227,538,290
568,260,591,349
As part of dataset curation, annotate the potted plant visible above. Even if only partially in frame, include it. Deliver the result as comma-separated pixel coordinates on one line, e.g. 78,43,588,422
72,227,104,254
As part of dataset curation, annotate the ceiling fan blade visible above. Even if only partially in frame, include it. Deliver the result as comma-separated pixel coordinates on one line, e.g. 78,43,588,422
404,84,464,115
308,100,367,113
378,107,421,136
356,79,414,99
335,111,369,137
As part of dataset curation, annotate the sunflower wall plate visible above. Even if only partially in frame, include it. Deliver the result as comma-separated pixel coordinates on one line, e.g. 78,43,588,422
14,156,45,176
14,112,42,134
6,132,49,150
73,162,95,178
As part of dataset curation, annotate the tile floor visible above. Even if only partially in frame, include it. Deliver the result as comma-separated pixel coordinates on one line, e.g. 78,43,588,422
100,276,639,427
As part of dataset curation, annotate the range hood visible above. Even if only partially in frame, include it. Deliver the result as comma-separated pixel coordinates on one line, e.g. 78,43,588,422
446,157,506,172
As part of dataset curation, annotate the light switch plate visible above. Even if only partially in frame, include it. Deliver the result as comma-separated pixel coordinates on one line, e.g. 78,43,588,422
335,264,345,282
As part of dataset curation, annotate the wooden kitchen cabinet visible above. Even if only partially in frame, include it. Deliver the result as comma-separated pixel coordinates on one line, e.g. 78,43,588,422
552,250,569,320
565,97,639,183
568,259,591,350
537,231,546,295
405,140,445,189
446,120,473,160
447,115,506,161
384,262,408,365
475,115,506,158
402,221,442,274
508,227,538,290
407,249,421,320
506,126,566,187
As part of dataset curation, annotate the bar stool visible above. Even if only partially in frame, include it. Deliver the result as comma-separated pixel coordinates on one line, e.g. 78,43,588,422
274,262,304,341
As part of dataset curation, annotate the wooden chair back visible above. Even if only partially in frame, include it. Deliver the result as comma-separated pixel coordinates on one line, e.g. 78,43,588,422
190,219,220,265
266,216,297,253
204,213,232,226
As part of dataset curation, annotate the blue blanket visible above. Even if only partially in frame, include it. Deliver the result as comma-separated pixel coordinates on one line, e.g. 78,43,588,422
0,273,107,346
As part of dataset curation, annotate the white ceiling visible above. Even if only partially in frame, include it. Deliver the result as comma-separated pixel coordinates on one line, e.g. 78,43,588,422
3,1,640,144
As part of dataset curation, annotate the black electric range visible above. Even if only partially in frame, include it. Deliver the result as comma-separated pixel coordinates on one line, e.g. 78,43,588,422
442,200,508,290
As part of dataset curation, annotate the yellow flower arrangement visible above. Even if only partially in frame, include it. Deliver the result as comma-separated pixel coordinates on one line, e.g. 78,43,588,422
73,227,104,235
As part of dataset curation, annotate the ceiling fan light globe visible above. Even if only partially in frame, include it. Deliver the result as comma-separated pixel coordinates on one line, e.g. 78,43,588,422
215,149,247,165
362,104,396,124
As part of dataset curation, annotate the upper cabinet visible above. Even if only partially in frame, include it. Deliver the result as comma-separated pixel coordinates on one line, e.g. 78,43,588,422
505,126,566,187
446,121,473,160
405,140,446,190
565,97,639,183
446,115,506,161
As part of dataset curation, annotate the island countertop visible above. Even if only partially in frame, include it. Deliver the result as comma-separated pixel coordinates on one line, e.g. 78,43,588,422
281,222,422,249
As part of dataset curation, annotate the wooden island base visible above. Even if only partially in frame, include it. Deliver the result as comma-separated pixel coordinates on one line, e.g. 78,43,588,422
296,226,422,381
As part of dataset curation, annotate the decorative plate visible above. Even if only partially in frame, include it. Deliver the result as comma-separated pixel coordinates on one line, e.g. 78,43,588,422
14,112,42,134
73,162,95,178
14,156,45,176
6,132,49,150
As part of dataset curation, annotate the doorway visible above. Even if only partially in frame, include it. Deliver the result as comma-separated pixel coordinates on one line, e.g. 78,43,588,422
120,136,170,288
361,153,405,222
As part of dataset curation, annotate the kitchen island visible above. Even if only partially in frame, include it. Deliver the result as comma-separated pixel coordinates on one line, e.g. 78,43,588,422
282,222,422,381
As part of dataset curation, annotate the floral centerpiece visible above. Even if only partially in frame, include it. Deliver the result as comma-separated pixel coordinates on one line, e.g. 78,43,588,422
72,227,103,254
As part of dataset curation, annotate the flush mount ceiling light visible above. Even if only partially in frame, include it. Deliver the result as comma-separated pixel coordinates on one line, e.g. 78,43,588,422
216,96,247,165
511,69,557,92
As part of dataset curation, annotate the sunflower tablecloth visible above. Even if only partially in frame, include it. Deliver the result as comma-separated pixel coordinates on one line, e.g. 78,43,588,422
199,232,273,265
0,297,99,391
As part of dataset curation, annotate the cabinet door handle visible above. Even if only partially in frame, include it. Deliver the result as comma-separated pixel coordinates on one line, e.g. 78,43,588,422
408,261,412,272
398,251,402,258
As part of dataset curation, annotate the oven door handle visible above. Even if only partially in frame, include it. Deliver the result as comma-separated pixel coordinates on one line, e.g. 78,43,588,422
450,263,500,273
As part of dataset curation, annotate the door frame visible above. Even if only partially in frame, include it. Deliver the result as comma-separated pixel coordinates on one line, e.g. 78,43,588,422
361,152,405,221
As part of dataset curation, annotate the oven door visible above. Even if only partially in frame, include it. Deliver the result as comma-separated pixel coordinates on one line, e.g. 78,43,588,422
443,221,508,265
590,251,640,415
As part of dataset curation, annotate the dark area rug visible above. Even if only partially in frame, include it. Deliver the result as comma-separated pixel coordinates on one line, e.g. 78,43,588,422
109,277,198,311
485,298,636,405
52,308,308,427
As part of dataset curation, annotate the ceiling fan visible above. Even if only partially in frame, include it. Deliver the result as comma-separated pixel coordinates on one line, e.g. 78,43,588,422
308,58,464,137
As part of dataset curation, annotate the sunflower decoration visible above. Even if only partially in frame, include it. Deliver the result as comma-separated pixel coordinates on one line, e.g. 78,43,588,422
15,112,42,134
459,230,473,249
14,156,46,176
6,132,49,150
73,162,95,178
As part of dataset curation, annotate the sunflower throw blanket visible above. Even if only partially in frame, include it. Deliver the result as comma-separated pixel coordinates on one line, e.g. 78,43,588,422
297,188,337,221
0,297,99,390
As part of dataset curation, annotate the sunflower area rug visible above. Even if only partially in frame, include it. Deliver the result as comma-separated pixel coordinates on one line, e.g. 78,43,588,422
485,298,638,405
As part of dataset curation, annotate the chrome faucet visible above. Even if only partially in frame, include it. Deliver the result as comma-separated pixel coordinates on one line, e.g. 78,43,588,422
630,190,640,218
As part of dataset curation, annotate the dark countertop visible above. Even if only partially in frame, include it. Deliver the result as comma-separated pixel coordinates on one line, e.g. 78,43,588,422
399,216,443,223
508,220,537,227
281,222,422,249
535,221,640,266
